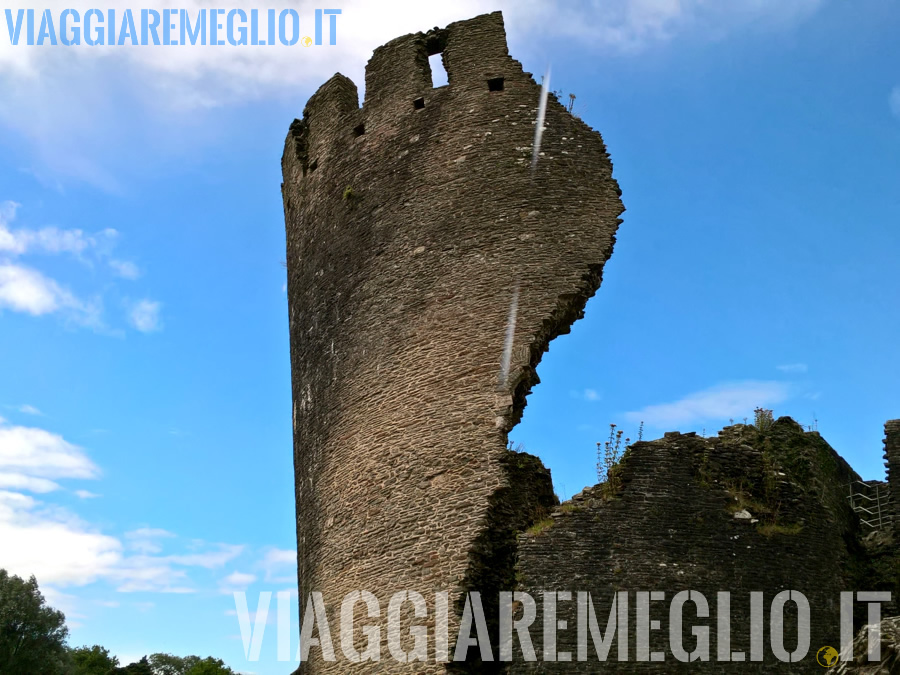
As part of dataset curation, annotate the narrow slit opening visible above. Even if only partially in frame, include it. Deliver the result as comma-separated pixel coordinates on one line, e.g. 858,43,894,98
429,53,448,87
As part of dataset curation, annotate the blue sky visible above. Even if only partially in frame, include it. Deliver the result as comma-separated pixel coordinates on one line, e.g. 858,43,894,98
1,1,898,672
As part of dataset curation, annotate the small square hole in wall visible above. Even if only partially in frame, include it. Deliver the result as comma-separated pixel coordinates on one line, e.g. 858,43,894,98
309,159,318,172
353,123,365,137
413,97,425,110
488,77,504,92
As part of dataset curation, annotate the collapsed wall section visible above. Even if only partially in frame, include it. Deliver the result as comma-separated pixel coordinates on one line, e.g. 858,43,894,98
514,419,865,673
281,11,624,672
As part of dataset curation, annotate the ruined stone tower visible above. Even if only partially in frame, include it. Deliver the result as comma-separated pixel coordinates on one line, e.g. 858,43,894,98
282,11,623,671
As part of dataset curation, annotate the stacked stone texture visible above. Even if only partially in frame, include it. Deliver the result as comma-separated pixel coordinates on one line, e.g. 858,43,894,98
514,419,865,673
281,11,623,672
885,420,900,530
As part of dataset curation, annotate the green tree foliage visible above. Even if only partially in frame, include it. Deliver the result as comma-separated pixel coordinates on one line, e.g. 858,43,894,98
183,657,234,675
0,569,235,675
69,644,120,674
147,653,185,675
0,569,70,674
109,655,154,674
147,653,234,675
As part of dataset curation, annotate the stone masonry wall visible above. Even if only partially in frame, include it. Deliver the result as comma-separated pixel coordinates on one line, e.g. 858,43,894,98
281,12,623,673
885,420,900,531
514,419,865,673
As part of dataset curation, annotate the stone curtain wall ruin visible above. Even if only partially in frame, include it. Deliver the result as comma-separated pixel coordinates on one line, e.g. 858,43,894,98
885,420,900,532
281,11,624,673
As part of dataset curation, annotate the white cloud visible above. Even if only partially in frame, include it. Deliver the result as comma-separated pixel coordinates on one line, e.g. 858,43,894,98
0,473,60,493
0,421,115,586
0,201,19,228
125,527,176,554
110,557,195,594
508,0,823,52
74,489,100,499
1,493,245,592
0,261,106,329
0,2,824,186
40,586,82,618
0,202,150,332
0,420,247,594
111,545,244,593
224,571,257,586
891,86,900,119
167,545,244,569
128,299,162,332
0,422,100,480
0,262,70,315
260,547,296,583
109,259,140,280
0,488,124,586
220,570,257,593
625,380,790,428
0,201,116,258
776,363,808,374
17,404,42,415
583,388,601,402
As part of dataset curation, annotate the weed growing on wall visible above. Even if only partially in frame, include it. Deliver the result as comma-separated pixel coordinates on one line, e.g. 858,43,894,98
754,407,775,432
597,424,628,499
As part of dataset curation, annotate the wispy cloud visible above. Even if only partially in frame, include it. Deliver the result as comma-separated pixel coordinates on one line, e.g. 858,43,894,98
0,473,60,493
0,422,100,481
16,404,42,416
220,570,258,594
568,388,601,402
0,262,103,329
109,259,140,280
125,527,176,554
509,0,824,53
0,2,826,186
167,545,244,569
0,420,247,597
110,557,195,594
890,86,900,119
112,544,245,593
0,488,123,586
0,221,114,260
259,547,296,583
0,201,154,332
625,380,790,428
128,299,162,333
776,363,808,374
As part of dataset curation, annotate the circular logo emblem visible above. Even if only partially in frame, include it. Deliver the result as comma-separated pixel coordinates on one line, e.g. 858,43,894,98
816,645,839,667
301,36,313,47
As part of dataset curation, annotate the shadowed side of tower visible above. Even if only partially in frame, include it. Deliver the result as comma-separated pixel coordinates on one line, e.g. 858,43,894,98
281,11,624,672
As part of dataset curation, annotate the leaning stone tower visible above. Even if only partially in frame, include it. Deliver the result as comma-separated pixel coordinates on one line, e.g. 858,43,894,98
281,11,624,671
